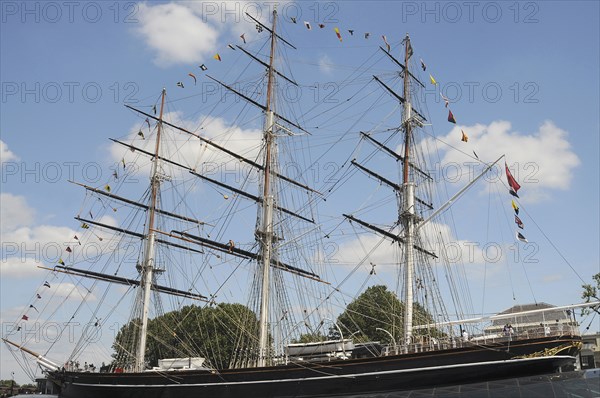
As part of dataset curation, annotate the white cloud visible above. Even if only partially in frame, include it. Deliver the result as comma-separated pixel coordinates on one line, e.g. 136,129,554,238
109,111,262,177
0,193,34,233
426,120,580,202
0,258,44,278
0,140,18,162
53,282,97,302
135,3,221,67
332,221,507,273
318,54,334,75
1,193,78,278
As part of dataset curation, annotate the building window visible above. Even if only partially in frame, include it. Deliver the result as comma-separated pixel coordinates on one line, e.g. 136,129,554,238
580,354,595,369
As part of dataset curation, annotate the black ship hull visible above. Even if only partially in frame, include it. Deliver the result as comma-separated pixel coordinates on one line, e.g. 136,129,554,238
52,335,580,398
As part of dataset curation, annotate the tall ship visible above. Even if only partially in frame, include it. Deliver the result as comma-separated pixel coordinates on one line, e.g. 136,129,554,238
3,10,592,398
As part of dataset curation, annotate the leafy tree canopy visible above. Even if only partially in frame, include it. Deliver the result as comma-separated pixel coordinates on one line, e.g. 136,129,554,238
335,285,439,344
581,273,600,315
112,303,258,369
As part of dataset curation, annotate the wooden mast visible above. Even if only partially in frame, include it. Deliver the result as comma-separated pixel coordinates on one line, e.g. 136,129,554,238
400,34,416,347
257,8,278,368
136,88,166,371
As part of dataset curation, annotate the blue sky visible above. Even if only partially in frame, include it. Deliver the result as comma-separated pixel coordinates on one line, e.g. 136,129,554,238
1,1,599,382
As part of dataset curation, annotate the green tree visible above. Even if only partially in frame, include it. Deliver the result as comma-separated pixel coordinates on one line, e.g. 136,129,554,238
0,380,18,388
292,332,329,344
335,285,439,344
581,273,600,315
112,303,259,369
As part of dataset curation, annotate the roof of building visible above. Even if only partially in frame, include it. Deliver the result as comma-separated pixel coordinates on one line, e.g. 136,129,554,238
489,302,571,327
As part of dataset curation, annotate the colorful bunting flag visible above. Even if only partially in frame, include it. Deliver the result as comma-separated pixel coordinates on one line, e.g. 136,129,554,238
515,215,524,229
256,24,263,33
382,35,390,52
505,162,521,197
74,235,80,244
334,27,342,42
420,58,426,71
240,33,246,44
22,315,29,321
152,105,157,114
348,29,354,35
44,281,51,288
440,92,449,107
176,81,184,88
29,305,38,312
137,130,144,139
364,32,370,39
36,294,41,299
461,130,468,142
304,21,311,30
227,44,235,50
65,246,72,253
188,73,197,85
511,200,519,215
58,258,65,265
516,231,528,243
448,110,456,124
213,53,221,61
429,74,437,85
290,17,297,23
318,23,325,29
112,170,118,180
145,118,151,130
81,223,90,229
104,184,111,193
199,64,208,71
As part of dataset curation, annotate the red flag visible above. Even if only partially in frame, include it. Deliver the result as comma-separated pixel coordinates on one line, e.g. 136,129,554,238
448,110,456,124
505,162,521,197
515,215,524,229
22,315,29,321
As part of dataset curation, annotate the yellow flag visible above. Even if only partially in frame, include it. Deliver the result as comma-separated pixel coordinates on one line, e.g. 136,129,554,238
461,130,468,142
429,74,437,85
213,53,221,61
334,27,342,42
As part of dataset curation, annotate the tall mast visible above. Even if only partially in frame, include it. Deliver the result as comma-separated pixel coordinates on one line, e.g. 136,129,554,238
400,34,416,346
136,88,166,371
257,9,278,368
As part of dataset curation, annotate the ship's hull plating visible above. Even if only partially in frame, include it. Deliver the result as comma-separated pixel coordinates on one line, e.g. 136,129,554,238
53,335,580,398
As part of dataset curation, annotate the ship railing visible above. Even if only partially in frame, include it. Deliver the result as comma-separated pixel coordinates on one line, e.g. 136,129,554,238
381,325,580,356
